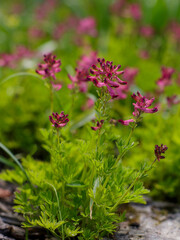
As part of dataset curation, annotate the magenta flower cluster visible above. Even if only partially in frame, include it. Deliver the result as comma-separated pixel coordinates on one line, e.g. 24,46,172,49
88,58,127,99
132,92,158,116
49,112,69,128
119,91,158,125
36,53,61,80
155,144,168,161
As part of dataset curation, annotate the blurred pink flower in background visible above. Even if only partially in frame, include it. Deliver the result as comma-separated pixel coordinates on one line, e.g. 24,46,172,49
123,67,138,85
169,21,180,42
77,17,97,37
78,51,97,71
0,54,16,68
111,67,139,100
129,3,142,21
35,0,57,21
0,46,33,68
68,69,89,93
28,27,45,39
110,0,126,16
140,25,154,38
157,66,175,92
68,52,98,92
15,46,33,59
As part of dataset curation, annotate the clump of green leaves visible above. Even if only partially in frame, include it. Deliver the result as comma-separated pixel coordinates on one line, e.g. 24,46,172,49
0,127,150,239
0,87,159,239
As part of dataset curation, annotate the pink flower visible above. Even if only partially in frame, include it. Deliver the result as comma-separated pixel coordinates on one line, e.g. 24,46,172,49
140,25,154,38
0,46,33,68
78,51,98,71
35,0,57,21
167,95,180,107
155,144,168,161
119,92,158,125
129,3,142,21
36,53,61,80
91,120,104,131
169,21,180,42
123,67,138,84
68,69,89,93
110,0,126,16
68,52,98,92
0,54,16,68
88,58,127,98
118,119,135,125
110,67,139,100
77,17,97,37
157,66,175,92
15,46,33,59
132,91,158,117
49,112,69,128
28,27,45,39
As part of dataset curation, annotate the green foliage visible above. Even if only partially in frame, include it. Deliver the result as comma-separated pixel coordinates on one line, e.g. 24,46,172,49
0,125,153,239
127,104,180,202
0,0,179,238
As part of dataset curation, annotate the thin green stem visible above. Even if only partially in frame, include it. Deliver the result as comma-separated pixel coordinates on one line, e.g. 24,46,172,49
70,86,77,118
96,129,101,159
57,129,60,146
126,124,136,145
